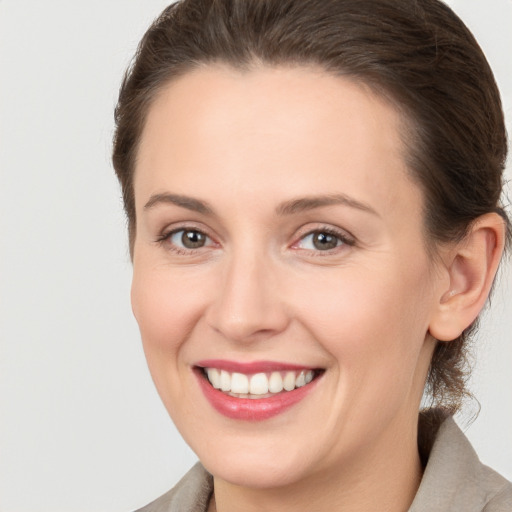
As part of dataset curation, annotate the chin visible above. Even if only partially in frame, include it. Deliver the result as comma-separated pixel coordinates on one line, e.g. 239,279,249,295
199,448,314,489
173,416,317,489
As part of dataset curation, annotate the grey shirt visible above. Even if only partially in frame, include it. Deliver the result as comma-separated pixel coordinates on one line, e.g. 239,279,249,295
135,416,512,511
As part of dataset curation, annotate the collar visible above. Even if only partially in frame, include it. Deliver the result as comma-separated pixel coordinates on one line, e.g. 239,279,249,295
410,415,511,511
137,414,511,511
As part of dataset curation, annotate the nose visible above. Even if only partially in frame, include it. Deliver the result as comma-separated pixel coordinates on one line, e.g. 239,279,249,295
206,250,290,343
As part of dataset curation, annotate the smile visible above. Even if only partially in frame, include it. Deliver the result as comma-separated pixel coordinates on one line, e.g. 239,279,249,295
194,360,323,421
204,368,315,398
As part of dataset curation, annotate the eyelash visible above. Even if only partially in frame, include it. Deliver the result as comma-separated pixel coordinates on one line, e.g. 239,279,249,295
292,226,355,255
155,226,215,255
155,225,355,255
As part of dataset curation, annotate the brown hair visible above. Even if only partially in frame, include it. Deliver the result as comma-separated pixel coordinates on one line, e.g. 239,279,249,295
112,0,510,414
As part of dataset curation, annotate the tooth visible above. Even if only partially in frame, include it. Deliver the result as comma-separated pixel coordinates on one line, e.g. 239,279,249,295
220,370,231,392
231,372,249,394
207,368,221,389
283,371,296,391
268,371,284,393
295,371,306,388
212,368,314,395
249,373,269,395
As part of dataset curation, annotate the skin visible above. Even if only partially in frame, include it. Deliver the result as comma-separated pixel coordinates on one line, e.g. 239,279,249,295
130,65,504,511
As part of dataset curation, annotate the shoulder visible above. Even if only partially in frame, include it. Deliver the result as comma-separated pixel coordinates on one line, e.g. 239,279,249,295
479,461,512,511
134,463,213,512
482,481,512,511
411,415,512,512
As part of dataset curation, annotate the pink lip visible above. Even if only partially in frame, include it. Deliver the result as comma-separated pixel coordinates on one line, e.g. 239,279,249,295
195,359,315,373
194,364,321,421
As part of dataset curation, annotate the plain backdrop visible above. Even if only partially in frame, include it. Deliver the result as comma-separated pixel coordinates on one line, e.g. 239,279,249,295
0,1,511,511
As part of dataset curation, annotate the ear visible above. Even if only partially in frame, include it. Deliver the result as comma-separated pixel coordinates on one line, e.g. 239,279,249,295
429,213,506,342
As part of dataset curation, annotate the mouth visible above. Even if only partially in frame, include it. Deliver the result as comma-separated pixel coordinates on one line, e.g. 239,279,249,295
201,367,319,398
194,360,324,420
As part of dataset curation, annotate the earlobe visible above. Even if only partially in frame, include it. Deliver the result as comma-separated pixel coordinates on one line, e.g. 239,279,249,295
428,213,506,342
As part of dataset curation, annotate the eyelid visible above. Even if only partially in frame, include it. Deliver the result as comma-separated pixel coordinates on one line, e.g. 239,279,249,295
291,224,356,251
154,222,355,255
155,223,219,252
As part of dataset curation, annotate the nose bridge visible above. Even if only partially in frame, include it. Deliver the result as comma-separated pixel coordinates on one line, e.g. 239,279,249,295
207,242,287,342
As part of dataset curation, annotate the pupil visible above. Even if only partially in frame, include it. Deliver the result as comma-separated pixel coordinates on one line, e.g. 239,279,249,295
313,232,337,250
182,230,205,249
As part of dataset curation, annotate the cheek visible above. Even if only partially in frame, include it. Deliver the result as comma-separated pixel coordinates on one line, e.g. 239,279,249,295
130,265,213,425
294,262,432,378
294,263,434,446
130,266,207,366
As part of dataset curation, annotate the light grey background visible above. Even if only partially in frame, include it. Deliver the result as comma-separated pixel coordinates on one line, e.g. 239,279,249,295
0,1,510,511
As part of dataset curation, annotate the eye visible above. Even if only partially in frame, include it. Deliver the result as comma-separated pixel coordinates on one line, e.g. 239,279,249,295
295,229,353,252
166,228,213,250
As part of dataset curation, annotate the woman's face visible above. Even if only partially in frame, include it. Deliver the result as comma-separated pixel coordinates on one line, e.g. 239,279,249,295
132,65,442,488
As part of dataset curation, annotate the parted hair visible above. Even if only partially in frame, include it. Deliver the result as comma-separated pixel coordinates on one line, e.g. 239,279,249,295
113,0,510,415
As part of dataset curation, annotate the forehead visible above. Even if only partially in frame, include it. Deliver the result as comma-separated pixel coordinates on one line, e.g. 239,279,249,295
135,65,421,222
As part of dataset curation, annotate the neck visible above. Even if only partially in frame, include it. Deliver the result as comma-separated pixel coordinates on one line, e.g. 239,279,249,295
210,414,423,512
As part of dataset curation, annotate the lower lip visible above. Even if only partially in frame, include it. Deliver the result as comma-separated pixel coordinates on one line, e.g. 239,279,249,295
195,370,320,421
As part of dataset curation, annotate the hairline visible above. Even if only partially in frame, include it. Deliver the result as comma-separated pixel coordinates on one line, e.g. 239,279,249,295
128,59,438,259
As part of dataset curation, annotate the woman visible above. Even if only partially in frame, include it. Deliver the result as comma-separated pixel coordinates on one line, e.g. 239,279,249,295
112,0,512,510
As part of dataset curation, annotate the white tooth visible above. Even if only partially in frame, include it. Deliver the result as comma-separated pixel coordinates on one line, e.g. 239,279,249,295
231,372,249,394
283,371,296,391
249,373,269,395
305,370,314,384
207,368,221,389
295,371,306,388
220,370,231,392
268,371,284,393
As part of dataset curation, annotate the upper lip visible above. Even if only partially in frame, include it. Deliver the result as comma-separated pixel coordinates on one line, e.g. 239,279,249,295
195,359,319,374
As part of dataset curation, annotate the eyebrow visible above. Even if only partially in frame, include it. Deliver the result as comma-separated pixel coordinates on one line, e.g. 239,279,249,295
144,193,214,215
143,192,379,218
276,194,379,217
